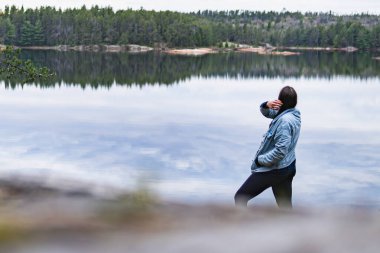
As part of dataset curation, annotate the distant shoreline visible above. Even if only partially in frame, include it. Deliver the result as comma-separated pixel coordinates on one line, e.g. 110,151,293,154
1,44,362,56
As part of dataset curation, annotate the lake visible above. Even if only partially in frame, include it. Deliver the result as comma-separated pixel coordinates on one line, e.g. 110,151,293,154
0,50,379,208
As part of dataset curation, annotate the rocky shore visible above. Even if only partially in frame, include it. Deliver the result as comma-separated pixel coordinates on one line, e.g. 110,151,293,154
164,48,216,56
279,46,359,52
15,44,154,53
2,44,362,56
165,46,301,56
0,176,379,253
236,47,301,56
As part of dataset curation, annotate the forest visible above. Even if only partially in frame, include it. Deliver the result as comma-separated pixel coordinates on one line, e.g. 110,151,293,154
0,5,380,49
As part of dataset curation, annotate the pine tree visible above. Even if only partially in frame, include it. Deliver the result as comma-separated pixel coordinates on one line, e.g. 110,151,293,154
4,18,16,45
33,20,44,45
119,32,129,44
20,20,34,46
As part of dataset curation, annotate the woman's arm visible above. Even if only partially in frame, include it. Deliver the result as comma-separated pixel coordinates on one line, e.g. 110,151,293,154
260,100,283,119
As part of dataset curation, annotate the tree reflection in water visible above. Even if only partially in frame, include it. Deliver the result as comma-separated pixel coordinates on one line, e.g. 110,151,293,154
1,50,379,89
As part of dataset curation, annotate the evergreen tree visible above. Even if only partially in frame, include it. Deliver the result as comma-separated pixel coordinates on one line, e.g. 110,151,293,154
0,18,16,44
119,32,129,44
33,20,45,45
5,19,16,45
20,20,34,46
0,46,54,82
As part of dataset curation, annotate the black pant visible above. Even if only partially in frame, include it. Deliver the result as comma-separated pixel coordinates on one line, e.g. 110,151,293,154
234,161,296,209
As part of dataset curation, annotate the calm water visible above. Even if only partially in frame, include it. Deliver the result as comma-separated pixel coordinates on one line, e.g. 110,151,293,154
1,51,380,207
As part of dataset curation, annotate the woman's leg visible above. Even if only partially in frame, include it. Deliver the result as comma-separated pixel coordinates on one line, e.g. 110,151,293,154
272,167,296,209
234,173,272,206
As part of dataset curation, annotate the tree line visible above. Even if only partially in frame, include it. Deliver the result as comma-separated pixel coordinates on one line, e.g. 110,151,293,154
0,6,380,49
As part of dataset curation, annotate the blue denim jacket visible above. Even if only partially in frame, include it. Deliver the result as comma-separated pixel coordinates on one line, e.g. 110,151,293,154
251,103,301,173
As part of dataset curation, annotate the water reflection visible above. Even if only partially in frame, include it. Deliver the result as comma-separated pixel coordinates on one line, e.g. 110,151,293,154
1,50,380,88
0,77,379,207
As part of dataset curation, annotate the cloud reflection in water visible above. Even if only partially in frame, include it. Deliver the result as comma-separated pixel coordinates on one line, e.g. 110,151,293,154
0,77,379,207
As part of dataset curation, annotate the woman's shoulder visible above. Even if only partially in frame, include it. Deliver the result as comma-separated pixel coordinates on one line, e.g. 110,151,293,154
277,109,301,125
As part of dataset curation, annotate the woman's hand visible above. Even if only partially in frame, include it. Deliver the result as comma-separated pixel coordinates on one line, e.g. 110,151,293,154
267,100,283,110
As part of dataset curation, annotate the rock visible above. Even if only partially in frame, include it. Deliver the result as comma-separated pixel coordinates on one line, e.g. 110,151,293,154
127,44,154,52
154,42,168,50
237,47,301,56
340,46,358,52
237,47,266,53
164,48,216,56
103,45,124,52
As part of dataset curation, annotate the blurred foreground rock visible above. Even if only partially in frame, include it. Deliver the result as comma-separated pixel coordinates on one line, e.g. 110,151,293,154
0,178,379,253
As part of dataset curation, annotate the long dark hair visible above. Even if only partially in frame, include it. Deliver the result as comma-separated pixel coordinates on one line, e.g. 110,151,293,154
277,86,297,115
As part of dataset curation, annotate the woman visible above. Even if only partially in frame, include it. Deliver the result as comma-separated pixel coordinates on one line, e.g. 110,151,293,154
235,86,301,209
